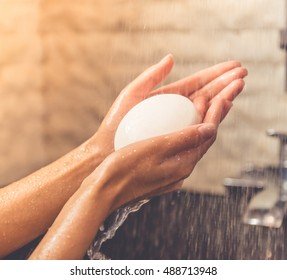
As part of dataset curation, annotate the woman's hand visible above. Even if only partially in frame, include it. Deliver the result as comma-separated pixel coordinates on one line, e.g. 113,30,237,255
29,57,247,259
29,96,227,260
93,54,247,160
86,97,229,213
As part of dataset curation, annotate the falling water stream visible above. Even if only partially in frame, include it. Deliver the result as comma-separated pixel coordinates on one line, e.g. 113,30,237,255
87,199,149,260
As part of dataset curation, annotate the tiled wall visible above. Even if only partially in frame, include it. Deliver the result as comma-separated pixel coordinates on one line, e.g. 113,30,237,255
0,0,44,185
1,0,287,194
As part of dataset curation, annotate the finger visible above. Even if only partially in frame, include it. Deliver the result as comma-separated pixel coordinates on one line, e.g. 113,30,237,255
123,54,174,100
192,136,217,164
192,94,233,126
193,99,232,160
211,78,245,102
150,100,223,167
142,181,183,200
157,141,211,186
220,100,233,122
203,98,225,126
150,60,242,96
159,123,216,159
192,67,248,100
102,54,174,131
192,95,209,122
149,101,227,194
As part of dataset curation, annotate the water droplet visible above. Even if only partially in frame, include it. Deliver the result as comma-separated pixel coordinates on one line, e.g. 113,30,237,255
80,146,89,153
266,250,272,259
99,224,105,231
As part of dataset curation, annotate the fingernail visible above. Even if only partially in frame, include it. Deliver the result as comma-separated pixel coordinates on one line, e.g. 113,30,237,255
198,123,216,138
159,53,173,64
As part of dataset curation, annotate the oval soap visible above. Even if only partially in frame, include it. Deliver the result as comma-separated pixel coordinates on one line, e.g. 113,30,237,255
114,94,200,150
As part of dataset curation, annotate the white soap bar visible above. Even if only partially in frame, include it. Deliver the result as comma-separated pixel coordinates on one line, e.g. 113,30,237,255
114,94,200,150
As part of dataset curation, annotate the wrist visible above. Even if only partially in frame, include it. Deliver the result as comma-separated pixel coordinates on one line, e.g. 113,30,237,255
82,134,109,168
87,131,114,165
81,154,131,215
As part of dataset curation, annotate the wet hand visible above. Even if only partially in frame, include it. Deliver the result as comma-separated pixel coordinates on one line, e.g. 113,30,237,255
84,97,227,213
93,55,247,161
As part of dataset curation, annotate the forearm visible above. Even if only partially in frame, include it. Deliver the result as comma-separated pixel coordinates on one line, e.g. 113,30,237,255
27,104,222,260
29,165,117,260
0,135,105,258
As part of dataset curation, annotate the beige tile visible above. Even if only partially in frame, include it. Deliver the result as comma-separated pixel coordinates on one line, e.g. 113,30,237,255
40,0,286,32
40,0,137,32
41,29,284,67
0,63,42,92
0,1,39,33
0,33,42,65
0,90,45,185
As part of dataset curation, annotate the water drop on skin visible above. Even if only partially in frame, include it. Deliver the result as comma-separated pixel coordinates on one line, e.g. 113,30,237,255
88,94,200,260
114,94,201,184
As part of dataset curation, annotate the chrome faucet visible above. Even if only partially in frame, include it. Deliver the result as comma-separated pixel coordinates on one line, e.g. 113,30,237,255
224,25,287,228
223,129,287,228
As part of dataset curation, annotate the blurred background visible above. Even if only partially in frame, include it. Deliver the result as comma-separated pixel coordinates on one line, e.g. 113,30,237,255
1,0,287,194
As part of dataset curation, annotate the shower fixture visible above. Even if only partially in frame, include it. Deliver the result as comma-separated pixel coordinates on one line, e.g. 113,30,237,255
224,129,287,228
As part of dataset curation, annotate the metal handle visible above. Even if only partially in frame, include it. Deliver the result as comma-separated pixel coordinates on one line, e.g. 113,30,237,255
267,129,287,167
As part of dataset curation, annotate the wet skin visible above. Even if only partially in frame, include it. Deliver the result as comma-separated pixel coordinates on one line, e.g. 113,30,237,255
0,55,247,259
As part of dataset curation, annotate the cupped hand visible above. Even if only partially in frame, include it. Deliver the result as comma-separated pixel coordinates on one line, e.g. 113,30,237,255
85,96,228,214
93,54,247,160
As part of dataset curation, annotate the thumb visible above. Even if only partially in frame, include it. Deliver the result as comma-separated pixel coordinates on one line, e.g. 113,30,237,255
124,54,174,99
160,123,216,158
